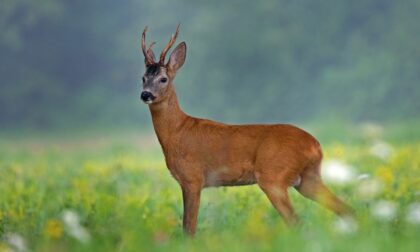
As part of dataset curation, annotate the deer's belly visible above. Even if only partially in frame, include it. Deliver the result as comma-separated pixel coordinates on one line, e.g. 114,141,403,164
204,165,257,187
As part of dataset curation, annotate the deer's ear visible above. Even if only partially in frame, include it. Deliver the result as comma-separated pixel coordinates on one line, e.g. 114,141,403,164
167,42,186,71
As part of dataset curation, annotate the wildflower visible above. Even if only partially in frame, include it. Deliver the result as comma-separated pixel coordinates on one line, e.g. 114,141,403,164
62,210,91,244
3,233,27,252
356,178,383,201
321,159,356,185
369,140,393,161
332,144,345,158
44,219,64,239
360,122,383,139
406,203,420,225
357,173,370,180
0,242,12,252
245,208,270,239
370,200,397,222
375,167,394,185
332,216,358,235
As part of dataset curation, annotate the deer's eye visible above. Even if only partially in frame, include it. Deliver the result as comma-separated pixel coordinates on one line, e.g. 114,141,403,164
160,77,168,83
142,77,145,83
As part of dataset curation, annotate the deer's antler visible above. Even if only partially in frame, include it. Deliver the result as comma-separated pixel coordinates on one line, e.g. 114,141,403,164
141,26,156,65
159,24,180,65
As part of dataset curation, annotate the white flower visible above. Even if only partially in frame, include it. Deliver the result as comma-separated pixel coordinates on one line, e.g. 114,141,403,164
369,140,393,161
62,210,91,243
356,177,383,201
371,200,398,221
360,122,384,139
357,173,370,180
3,233,27,252
321,159,356,185
406,203,420,225
332,216,358,235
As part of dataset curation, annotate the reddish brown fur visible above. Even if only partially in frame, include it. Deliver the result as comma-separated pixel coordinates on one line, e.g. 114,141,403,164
140,26,354,236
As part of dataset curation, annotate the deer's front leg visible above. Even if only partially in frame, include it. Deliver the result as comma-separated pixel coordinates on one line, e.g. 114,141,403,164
181,183,201,236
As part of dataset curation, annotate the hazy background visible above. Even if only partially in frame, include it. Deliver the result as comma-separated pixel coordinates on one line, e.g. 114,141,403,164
1,0,419,132
1,3,420,251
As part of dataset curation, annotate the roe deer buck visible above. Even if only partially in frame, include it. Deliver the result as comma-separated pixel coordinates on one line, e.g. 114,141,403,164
139,25,354,236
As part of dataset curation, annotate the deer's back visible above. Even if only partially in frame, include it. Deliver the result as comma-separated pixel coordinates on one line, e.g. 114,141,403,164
162,117,322,187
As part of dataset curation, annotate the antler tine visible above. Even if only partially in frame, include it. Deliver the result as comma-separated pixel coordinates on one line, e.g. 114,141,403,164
159,24,180,65
141,27,148,58
141,26,155,65
147,41,156,54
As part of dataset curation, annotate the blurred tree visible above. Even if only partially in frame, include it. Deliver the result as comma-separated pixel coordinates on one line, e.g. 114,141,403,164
0,0,419,130
0,0,62,50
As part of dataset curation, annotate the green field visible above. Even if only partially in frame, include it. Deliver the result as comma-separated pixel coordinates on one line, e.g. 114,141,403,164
1,126,420,252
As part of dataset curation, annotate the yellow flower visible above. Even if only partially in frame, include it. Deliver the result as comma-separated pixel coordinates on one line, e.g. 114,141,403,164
332,144,345,158
44,219,64,239
245,208,270,239
0,242,11,252
376,166,394,185
8,209,19,221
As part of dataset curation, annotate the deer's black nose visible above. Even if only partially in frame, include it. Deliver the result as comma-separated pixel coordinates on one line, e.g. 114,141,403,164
140,91,155,102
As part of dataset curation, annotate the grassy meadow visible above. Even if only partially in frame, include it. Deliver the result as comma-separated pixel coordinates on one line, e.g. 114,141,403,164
0,123,420,252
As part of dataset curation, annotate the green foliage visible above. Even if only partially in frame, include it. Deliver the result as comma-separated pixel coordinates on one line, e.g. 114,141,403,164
0,131,419,251
0,0,62,50
0,0,419,129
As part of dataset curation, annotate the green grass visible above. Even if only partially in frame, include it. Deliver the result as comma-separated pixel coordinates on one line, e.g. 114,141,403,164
0,128,420,252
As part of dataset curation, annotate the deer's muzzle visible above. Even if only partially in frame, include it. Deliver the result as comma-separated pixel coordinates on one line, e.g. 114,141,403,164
140,91,156,104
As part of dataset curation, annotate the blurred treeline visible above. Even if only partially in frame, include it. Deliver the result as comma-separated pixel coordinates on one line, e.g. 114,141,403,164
1,0,419,130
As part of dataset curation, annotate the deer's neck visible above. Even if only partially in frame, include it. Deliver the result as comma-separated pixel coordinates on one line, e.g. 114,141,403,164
149,85,188,147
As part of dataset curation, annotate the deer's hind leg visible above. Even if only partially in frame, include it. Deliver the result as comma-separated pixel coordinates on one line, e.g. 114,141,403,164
295,163,354,216
256,171,300,226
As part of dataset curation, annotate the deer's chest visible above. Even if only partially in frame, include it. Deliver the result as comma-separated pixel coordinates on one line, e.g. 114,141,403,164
162,146,203,184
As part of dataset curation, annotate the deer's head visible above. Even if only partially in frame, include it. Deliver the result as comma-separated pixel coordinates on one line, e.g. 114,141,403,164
140,25,186,104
